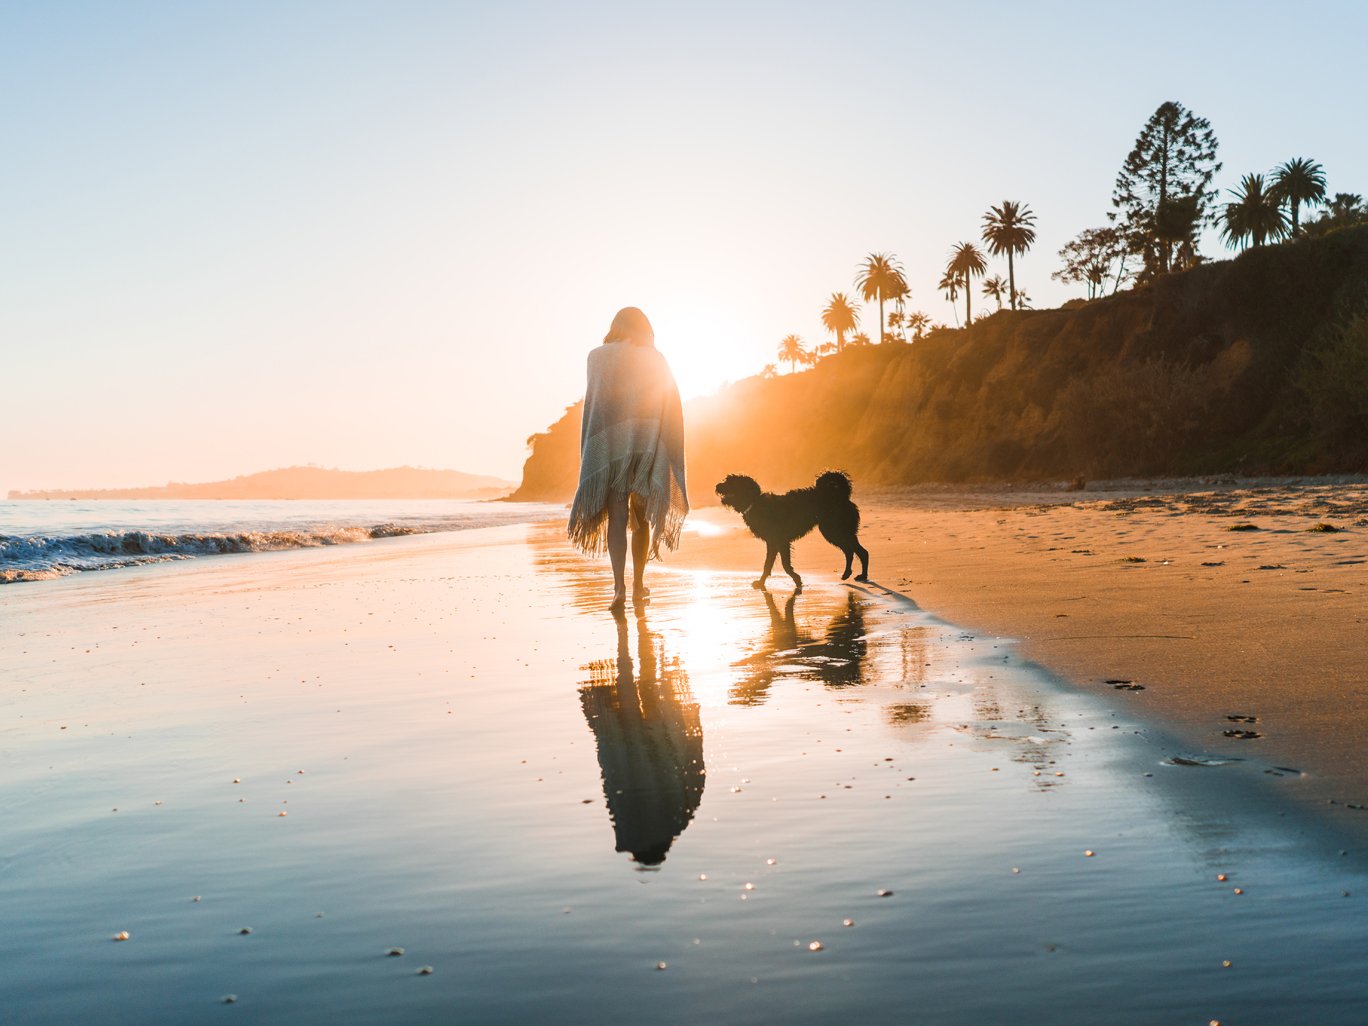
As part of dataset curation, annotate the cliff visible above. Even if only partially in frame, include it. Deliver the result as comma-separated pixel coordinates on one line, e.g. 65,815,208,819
512,225,1368,502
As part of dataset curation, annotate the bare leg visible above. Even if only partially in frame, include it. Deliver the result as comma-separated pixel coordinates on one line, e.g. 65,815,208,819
779,544,803,592
607,494,628,613
753,545,778,590
629,494,649,604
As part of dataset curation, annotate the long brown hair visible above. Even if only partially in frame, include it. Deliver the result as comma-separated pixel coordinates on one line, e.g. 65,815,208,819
603,307,654,348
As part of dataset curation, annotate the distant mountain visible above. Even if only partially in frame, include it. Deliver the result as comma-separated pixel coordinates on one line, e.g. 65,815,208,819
9,466,515,500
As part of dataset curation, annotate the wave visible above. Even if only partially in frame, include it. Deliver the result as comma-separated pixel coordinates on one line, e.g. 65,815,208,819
2,521,470,584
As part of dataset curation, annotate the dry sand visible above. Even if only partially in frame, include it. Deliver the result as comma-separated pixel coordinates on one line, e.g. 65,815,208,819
674,477,1368,833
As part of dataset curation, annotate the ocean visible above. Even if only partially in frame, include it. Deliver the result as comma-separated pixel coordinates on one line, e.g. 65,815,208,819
0,499,563,584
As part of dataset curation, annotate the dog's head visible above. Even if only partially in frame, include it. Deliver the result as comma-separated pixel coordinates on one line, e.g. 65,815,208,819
715,474,762,513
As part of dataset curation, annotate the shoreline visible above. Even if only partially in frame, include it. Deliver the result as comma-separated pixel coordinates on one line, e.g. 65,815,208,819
668,477,1368,838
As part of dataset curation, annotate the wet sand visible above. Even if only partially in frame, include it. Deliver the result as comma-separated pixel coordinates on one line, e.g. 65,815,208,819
674,478,1368,833
705,481,1368,837
5,514,1368,1023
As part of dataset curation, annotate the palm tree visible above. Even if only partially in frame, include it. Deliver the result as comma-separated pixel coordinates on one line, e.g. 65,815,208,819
1221,173,1289,250
982,275,1008,310
821,292,860,352
1269,157,1327,236
981,200,1037,310
887,309,905,342
946,242,989,326
848,332,871,347
904,311,931,340
777,334,807,373
1014,289,1033,310
761,363,777,379
854,253,908,344
938,270,963,327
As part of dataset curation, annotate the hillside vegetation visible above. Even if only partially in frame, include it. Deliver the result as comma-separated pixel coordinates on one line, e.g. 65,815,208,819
512,226,1368,502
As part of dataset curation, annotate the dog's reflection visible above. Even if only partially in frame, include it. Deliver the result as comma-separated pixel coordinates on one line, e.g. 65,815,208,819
731,590,870,705
579,617,705,867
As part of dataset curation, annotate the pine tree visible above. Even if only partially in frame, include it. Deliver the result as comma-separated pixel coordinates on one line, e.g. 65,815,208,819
1111,101,1221,276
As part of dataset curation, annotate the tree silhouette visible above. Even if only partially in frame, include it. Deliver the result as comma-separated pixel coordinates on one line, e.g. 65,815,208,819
821,292,860,352
981,201,1036,309
938,269,963,327
848,331,871,347
854,253,908,344
1054,226,1131,298
904,311,931,340
982,275,1008,310
1221,173,1289,249
1303,193,1368,237
947,242,988,326
1111,101,1221,276
777,334,808,373
1270,158,1327,236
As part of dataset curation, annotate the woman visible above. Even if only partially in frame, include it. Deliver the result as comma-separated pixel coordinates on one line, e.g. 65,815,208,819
567,307,688,614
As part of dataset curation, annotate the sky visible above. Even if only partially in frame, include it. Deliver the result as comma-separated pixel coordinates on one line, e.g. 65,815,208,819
3,0,1366,493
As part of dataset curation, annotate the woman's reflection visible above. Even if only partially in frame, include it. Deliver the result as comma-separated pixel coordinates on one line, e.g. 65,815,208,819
579,616,705,867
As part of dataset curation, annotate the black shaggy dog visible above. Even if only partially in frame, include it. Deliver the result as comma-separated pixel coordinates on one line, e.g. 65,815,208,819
714,471,869,591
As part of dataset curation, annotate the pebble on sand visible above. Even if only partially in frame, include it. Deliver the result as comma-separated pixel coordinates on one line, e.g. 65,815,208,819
876,889,893,897
387,947,405,957
1084,850,1095,857
223,995,237,1004
417,966,434,975
842,918,855,927
112,931,130,942
654,962,667,971
239,927,253,935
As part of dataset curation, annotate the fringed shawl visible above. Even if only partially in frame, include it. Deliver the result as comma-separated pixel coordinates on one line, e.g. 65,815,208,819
567,342,688,556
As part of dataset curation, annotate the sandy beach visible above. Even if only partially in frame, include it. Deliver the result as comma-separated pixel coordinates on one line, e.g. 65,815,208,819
5,491,1368,1024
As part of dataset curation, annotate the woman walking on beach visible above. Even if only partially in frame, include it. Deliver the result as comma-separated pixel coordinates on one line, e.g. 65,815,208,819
567,307,689,614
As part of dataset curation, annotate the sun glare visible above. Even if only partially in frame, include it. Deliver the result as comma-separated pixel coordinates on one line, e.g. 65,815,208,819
654,308,760,401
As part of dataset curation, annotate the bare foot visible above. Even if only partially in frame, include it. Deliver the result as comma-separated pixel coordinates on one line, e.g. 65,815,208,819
752,579,768,591
609,589,626,615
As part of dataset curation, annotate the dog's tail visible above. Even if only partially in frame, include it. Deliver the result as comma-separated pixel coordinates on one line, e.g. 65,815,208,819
814,470,853,501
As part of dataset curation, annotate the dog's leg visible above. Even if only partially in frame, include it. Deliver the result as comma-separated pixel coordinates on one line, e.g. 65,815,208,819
841,547,854,580
854,539,869,582
779,544,802,592
754,545,778,590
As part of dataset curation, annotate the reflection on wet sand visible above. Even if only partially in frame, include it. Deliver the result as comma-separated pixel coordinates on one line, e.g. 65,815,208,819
730,590,869,705
579,617,705,867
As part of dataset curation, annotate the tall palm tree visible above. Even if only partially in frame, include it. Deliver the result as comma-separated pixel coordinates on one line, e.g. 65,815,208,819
1269,157,1327,236
981,200,1037,309
777,334,807,373
946,242,989,326
854,253,908,344
1221,173,1289,250
982,275,1008,310
821,292,860,352
938,270,963,327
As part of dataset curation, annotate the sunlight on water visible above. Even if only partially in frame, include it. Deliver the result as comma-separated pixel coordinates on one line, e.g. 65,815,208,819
2,523,1366,1024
